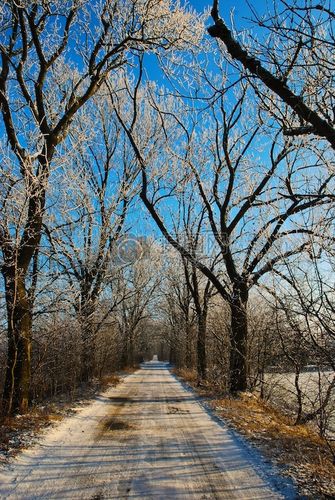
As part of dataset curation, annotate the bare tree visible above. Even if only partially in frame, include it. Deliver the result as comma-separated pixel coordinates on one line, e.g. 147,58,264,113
260,235,335,432
159,250,197,369
0,0,201,414
45,96,138,381
116,243,162,367
171,194,218,382
113,65,334,392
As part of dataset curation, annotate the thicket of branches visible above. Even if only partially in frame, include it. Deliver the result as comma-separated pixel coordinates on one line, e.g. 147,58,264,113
0,0,334,441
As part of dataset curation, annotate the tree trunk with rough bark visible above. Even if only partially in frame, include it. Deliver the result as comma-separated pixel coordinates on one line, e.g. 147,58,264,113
185,321,193,369
229,286,248,393
128,335,134,367
2,269,32,415
80,301,96,383
197,311,207,382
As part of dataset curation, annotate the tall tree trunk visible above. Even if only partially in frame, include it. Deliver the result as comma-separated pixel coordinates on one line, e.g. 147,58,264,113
80,300,96,383
169,340,176,364
197,311,207,382
128,335,134,367
1,164,49,415
81,330,95,383
229,286,248,393
2,269,32,415
185,321,193,369
120,337,127,368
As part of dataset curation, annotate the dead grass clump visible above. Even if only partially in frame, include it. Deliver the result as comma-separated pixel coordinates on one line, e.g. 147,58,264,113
99,374,121,391
173,368,198,384
122,365,140,373
0,407,62,459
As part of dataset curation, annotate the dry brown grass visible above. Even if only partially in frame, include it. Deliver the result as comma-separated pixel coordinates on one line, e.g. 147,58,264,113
0,407,63,460
122,365,140,374
173,368,198,384
175,371,335,498
99,365,139,390
99,374,121,391
174,369,335,500
214,393,335,498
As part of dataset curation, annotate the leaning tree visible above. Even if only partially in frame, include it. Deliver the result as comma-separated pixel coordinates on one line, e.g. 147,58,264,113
208,0,335,149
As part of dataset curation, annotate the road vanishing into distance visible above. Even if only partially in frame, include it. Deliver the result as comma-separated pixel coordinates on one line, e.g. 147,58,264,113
0,361,295,499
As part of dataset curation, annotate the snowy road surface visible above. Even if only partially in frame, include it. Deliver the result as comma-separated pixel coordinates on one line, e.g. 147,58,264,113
0,362,294,499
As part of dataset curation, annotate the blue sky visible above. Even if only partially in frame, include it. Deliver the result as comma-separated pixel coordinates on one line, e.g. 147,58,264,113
189,0,265,25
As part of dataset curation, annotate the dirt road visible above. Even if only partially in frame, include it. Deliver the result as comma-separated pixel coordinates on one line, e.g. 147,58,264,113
0,362,295,499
